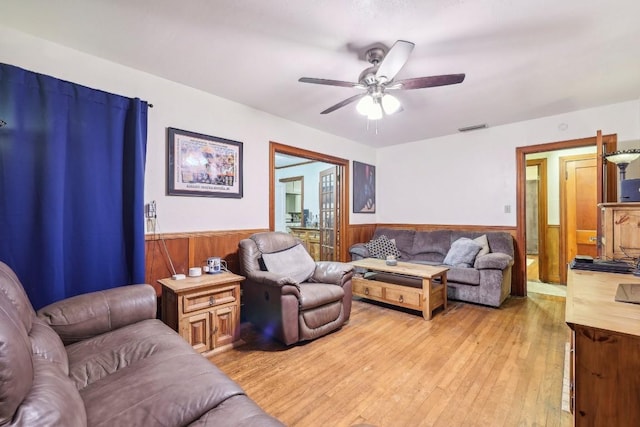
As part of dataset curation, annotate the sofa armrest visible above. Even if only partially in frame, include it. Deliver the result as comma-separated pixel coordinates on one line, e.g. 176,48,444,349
474,253,514,270
310,262,354,286
37,284,156,345
244,271,301,297
349,243,370,260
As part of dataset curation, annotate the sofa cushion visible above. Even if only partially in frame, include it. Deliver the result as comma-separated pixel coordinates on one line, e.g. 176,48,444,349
29,317,69,375
410,230,452,258
298,283,344,310
447,267,481,286
474,234,491,257
262,243,316,284
373,228,415,258
67,319,247,426
364,235,401,259
11,357,87,427
0,296,34,425
443,238,482,268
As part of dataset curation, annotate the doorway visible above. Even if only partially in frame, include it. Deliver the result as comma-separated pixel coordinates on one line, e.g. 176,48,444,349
269,142,350,262
515,132,618,295
525,158,548,283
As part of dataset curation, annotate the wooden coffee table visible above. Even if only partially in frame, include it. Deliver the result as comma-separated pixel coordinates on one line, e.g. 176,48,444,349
350,258,448,320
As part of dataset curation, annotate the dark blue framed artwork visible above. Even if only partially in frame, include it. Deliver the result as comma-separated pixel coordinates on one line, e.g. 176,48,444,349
353,161,376,213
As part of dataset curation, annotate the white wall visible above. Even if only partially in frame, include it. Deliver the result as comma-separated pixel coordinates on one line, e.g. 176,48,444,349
377,100,640,226
2,25,640,232
0,25,377,232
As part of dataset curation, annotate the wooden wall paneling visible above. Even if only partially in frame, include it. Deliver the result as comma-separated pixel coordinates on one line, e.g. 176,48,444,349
546,225,561,283
189,229,267,274
345,224,378,257
145,237,190,295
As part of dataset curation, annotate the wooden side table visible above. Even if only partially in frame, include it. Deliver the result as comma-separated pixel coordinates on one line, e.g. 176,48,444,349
159,272,244,357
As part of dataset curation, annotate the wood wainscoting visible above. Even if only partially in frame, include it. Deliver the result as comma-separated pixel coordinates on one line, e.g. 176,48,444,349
146,223,520,298
145,229,268,295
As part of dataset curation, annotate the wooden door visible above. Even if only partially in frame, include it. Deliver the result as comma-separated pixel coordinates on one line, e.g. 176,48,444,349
561,154,598,282
319,166,337,260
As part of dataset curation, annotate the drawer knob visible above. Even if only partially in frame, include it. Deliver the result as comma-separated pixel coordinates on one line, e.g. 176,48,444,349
399,295,404,303
364,287,369,295
209,296,216,306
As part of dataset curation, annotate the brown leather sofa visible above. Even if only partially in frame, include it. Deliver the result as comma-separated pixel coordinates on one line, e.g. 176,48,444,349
239,232,354,345
0,261,283,427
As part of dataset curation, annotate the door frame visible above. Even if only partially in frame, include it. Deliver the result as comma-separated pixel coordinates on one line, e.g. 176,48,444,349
269,141,350,261
525,158,548,282
515,131,617,295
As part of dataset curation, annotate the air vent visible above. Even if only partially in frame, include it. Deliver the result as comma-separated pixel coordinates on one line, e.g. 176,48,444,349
458,123,488,132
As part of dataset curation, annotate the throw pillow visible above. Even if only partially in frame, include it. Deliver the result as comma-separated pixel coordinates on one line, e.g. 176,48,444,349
474,234,491,257
443,238,482,268
261,244,316,284
364,235,401,259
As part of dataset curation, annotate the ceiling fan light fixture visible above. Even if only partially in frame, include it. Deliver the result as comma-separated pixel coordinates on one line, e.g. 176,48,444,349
356,95,374,116
381,93,400,115
367,101,383,120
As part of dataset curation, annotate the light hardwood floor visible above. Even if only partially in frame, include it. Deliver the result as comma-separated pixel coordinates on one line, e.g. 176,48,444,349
210,294,572,427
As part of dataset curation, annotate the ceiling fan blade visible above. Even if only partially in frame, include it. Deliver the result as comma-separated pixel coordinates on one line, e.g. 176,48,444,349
320,93,367,114
299,77,364,88
375,40,415,83
390,74,466,90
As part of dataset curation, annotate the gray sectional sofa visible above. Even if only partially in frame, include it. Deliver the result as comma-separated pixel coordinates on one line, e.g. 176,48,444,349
349,227,514,307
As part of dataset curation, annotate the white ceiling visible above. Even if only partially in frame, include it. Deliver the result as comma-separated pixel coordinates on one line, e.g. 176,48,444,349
2,0,640,148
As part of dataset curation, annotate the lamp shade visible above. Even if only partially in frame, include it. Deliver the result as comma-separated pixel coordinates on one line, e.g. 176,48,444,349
356,95,373,116
604,149,640,165
367,102,383,120
381,94,400,115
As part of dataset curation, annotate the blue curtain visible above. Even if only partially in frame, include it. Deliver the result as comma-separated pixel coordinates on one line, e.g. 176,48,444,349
0,63,148,309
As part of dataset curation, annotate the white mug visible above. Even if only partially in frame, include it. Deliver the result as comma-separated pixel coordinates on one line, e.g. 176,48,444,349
207,257,226,274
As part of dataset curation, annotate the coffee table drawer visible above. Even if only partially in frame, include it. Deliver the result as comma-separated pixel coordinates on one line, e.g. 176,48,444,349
353,277,383,298
385,287,421,309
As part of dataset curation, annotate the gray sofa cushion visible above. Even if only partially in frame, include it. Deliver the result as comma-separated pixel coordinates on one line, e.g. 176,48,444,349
443,238,482,268
447,267,481,286
373,228,415,258
410,230,452,258
474,234,491,257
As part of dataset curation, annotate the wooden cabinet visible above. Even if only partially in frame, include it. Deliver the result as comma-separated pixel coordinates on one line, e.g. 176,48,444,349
599,202,640,260
566,269,640,426
289,227,320,261
159,272,244,357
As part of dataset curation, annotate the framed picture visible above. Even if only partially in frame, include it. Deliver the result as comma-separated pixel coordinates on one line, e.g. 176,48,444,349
167,128,243,198
353,161,375,213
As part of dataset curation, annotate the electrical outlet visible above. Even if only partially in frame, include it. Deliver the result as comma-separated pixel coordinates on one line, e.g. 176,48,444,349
146,200,156,218
504,205,511,214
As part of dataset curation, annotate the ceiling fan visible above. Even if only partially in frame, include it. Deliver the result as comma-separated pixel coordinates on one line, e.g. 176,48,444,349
299,40,465,120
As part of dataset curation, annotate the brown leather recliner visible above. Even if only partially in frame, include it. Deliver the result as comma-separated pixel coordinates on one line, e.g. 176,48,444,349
239,232,354,346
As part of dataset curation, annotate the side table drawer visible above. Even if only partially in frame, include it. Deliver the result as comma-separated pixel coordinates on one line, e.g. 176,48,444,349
183,286,237,314
353,277,383,298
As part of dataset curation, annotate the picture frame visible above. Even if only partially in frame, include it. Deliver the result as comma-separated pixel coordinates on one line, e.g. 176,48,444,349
353,160,376,213
167,127,243,198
